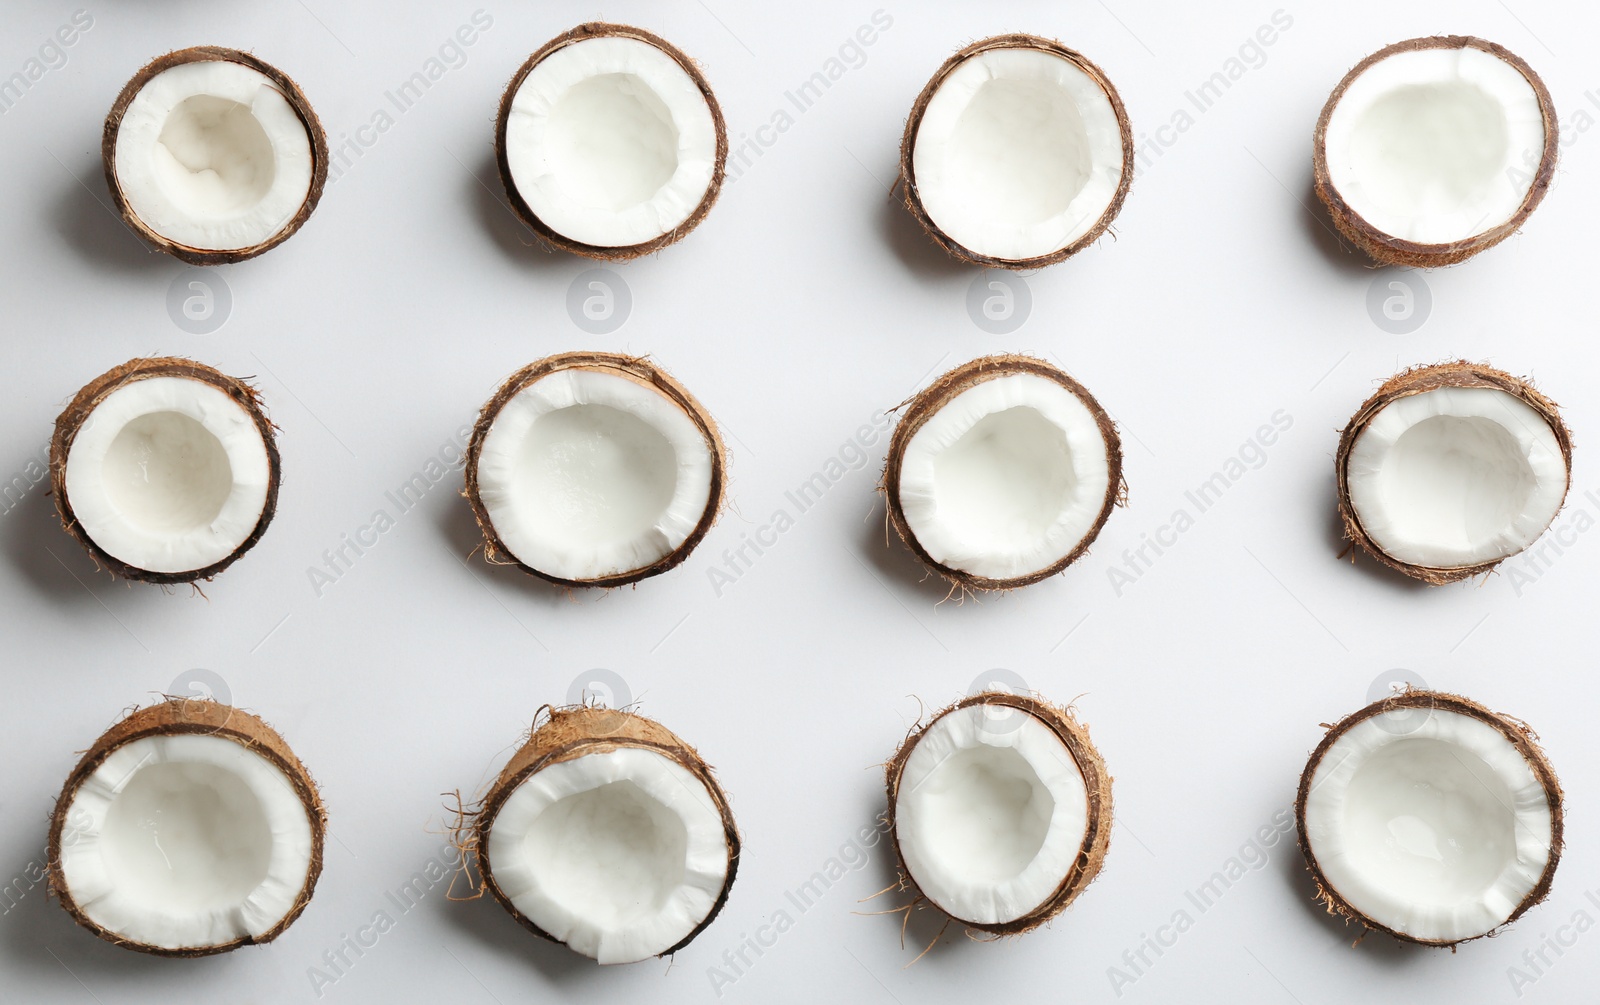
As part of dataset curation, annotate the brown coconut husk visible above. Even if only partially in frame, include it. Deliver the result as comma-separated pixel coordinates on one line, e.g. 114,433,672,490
46,697,326,957
463,351,726,588
1294,689,1562,947
884,691,1113,937
1335,360,1571,584
50,357,282,585
103,46,329,265
899,34,1134,270
468,706,740,957
1312,36,1557,267
882,354,1124,592
494,23,728,260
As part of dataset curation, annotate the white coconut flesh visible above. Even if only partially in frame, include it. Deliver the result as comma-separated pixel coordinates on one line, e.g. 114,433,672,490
1322,46,1545,245
1346,386,1565,568
504,36,717,248
895,704,1088,925
114,59,314,251
55,733,314,950
63,377,272,574
476,369,713,581
486,746,730,963
898,373,1111,580
1302,709,1553,942
912,47,1125,261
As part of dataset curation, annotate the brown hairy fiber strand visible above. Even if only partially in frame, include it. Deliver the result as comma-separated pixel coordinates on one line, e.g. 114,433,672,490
494,23,728,259
462,351,726,588
881,354,1124,591
46,697,326,957
1294,690,1563,947
49,357,282,585
1334,360,1571,584
1312,36,1557,267
103,46,328,265
884,692,1114,937
469,706,740,958
899,34,1134,270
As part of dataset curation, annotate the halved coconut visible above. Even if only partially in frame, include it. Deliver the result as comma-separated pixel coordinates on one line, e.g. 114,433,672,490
883,355,1122,591
105,46,327,265
900,35,1133,269
886,692,1112,934
48,697,325,956
50,357,281,584
471,706,739,964
496,23,727,259
1336,362,1571,584
464,352,725,587
1313,36,1557,267
1296,690,1562,946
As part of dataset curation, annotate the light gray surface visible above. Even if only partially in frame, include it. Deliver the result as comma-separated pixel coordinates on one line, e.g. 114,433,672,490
0,1,1594,1002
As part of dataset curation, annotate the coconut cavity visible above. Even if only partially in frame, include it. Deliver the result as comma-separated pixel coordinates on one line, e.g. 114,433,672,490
886,692,1112,934
884,355,1122,591
50,357,280,584
465,352,725,587
901,35,1132,268
1296,691,1561,946
497,23,727,258
1314,36,1556,266
471,706,739,963
48,698,325,956
106,47,327,264
1336,362,1570,583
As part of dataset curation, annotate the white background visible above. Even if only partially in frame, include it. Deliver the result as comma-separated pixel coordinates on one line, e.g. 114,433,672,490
0,0,1595,1002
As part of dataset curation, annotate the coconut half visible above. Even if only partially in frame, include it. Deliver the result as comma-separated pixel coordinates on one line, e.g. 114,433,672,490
496,23,727,259
105,46,327,265
1314,36,1557,267
900,35,1133,269
886,692,1111,934
883,355,1122,591
1336,362,1570,584
465,352,725,588
471,706,739,964
51,357,281,584
1296,690,1561,946
48,698,325,956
